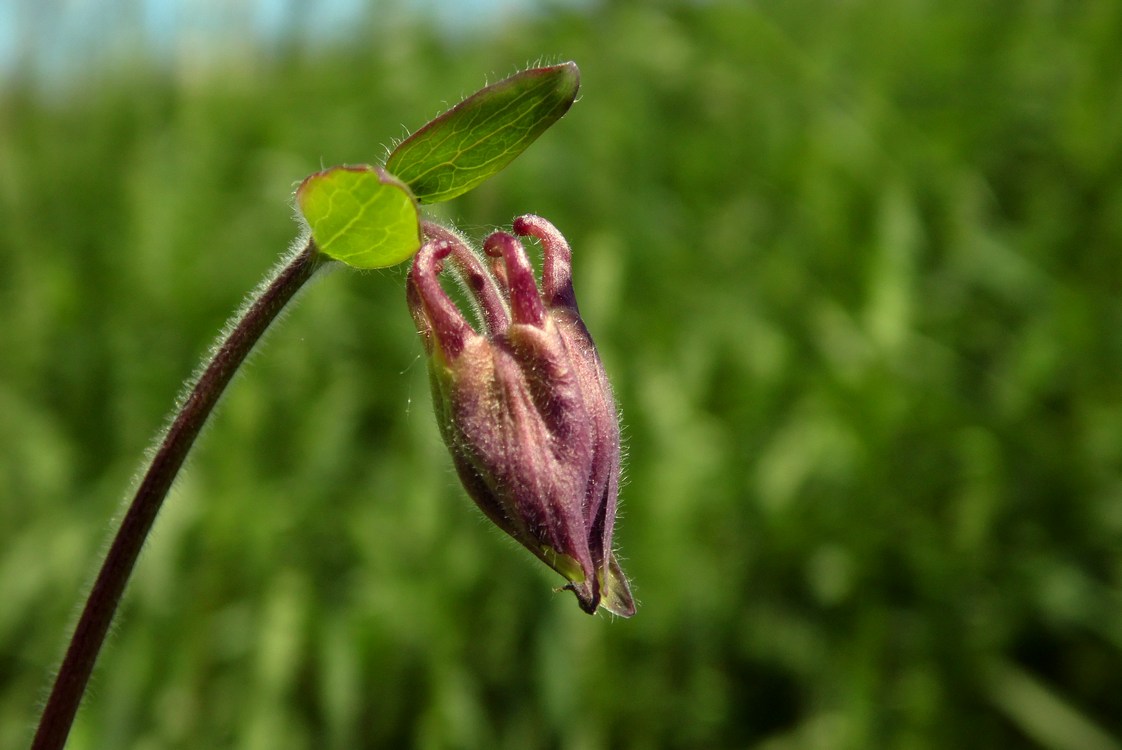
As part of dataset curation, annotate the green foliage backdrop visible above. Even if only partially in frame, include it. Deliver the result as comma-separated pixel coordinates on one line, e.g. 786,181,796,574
3,1,1121,747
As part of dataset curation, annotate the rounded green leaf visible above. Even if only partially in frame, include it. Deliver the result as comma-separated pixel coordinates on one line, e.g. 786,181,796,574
386,62,581,204
296,165,420,269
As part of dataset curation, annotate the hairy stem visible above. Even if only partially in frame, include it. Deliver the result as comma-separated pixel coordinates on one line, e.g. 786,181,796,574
32,237,328,750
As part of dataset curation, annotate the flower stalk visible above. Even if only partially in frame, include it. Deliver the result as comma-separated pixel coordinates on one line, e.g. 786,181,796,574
31,238,327,750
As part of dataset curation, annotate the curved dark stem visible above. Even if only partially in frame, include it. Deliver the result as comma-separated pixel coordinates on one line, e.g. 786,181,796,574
32,238,327,750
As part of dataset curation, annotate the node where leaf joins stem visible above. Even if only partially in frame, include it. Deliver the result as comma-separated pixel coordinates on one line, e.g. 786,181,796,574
31,237,328,750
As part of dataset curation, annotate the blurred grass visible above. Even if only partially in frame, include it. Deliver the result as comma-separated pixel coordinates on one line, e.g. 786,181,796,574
3,0,1122,747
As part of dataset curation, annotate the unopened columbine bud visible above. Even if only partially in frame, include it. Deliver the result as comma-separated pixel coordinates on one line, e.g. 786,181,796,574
407,215,635,617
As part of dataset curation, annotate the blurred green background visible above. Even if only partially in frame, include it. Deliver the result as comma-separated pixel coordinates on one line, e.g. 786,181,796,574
3,0,1122,747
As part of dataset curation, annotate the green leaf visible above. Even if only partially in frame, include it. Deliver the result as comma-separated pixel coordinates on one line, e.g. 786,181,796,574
295,165,420,269
386,62,581,204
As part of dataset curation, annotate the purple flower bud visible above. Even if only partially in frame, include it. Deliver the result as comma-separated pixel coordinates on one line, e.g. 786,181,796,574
407,216,635,617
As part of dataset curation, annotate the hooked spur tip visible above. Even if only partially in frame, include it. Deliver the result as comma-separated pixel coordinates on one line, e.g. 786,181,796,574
410,239,474,360
485,231,546,327
511,215,576,311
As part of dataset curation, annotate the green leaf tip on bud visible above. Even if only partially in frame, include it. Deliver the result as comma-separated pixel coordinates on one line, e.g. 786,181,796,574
407,215,635,617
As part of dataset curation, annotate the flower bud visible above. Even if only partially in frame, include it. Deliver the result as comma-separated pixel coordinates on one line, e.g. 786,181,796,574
407,216,635,617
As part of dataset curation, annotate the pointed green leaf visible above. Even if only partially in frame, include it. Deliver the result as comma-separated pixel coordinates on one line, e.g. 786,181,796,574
296,165,421,269
601,553,636,618
386,62,581,204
